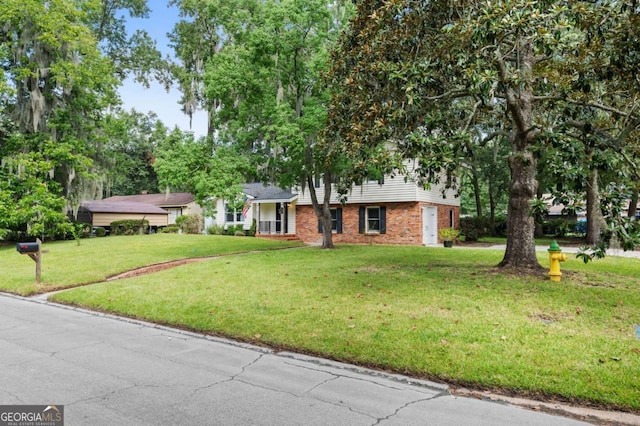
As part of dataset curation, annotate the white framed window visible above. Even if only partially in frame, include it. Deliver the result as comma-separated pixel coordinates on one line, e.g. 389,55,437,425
366,207,381,232
359,206,386,234
225,203,245,223
318,207,342,234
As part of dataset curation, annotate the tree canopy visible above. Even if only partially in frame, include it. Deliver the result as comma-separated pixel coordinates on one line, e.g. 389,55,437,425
185,0,353,247
327,0,640,269
0,0,165,239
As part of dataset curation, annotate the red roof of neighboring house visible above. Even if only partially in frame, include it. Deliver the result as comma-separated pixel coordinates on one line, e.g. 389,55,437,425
103,192,195,207
81,201,169,215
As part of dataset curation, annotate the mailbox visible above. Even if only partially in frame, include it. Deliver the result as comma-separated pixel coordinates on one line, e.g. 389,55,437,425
16,242,39,254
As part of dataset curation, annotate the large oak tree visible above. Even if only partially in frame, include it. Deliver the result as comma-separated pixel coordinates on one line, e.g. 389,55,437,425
327,0,640,269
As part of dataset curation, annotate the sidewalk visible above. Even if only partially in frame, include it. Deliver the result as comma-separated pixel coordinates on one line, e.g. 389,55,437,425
454,243,640,259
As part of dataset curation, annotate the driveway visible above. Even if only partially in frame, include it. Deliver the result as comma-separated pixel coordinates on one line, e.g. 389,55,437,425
0,293,620,425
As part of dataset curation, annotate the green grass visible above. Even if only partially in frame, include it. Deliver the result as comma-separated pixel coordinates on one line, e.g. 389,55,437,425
48,244,640,412
0,234,301,295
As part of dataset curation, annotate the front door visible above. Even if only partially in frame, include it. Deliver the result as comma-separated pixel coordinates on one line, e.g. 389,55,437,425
275,203,282,233
422,206,438,245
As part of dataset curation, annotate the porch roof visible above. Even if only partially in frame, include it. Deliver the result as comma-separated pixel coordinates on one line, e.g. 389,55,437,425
243,183,297,204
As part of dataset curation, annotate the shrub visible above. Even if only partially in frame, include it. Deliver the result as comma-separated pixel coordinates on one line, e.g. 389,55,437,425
543,219,571,238
234,230,246,236
493,216,508,237
175,214,203,234
110,219,149,235
207,224,224,235
93,227,106,237
247,219,257,237
225,224,244,235
159,225,180,234
460,216,490,241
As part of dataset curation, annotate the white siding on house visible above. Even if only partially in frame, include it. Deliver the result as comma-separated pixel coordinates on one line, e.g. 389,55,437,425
203,198,255,231
296,174,458,206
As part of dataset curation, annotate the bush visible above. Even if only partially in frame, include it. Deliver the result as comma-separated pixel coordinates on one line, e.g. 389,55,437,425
234,230,246,236
247,219,257,236
207,224,224,235
175,214,203,234
93,227,106,237
159,225,180,234
543,219,571,238
493,216,508,237
460,216,491,241
110,219,149,236
225,224,244,235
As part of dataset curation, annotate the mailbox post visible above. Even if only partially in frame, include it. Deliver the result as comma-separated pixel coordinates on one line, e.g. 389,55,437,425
16,238,42,283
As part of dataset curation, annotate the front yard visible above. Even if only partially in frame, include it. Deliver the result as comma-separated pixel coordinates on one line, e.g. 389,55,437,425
15,239,636,413
0,234,301,295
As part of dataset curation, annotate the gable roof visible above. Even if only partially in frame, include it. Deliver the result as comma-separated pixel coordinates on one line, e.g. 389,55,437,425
103,192,195,207
243,183,297,203
81,201,169,215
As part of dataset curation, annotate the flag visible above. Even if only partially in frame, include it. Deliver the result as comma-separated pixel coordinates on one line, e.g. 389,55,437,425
242,197,252,218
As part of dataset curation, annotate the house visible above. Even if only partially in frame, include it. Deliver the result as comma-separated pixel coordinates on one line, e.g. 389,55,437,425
204,183,298,235
76,201,169,232
209,173,459,245
294,173,460,245
102,192,202,224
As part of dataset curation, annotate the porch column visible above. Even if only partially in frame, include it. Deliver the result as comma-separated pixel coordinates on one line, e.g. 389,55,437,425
283,202,288,235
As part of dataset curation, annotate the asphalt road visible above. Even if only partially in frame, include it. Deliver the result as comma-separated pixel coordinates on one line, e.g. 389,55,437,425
0,294,599,425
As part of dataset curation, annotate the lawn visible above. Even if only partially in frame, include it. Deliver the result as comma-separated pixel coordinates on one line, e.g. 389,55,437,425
46,243,640,412
0,234,301,295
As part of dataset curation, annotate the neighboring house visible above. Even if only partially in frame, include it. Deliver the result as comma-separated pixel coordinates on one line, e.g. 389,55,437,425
103,192,202,224
295,172,460,245
76,201,169,232
542,194,586,223
204,183,298,235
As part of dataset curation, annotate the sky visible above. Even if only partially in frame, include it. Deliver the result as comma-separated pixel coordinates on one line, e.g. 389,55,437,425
118,3,208,138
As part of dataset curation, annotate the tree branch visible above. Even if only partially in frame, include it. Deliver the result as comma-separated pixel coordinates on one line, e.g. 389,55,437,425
565,99,640,119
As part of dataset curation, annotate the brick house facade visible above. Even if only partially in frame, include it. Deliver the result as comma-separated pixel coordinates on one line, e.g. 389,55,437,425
296,202,460,245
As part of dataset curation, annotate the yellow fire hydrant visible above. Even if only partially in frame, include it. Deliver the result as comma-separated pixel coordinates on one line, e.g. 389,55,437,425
548,240,567,282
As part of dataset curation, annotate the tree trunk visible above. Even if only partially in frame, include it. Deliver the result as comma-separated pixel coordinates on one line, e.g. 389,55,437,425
488,177,496,235
585,168,606,245
306,173,334,249
534,186,544,238
496,38,542,270
472,170,483,217
498,151,542,269
628,186,639,219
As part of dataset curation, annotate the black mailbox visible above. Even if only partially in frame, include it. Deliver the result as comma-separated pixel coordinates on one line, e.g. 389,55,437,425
16,242,39,254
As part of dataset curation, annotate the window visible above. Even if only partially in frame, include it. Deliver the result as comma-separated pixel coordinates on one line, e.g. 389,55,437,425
314,174,340,188
225,203,245,223
331,209,338,231
367,207,380,232
449,209,455,228
318,208,342,233
359,206,386,234
366,176,385,185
